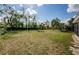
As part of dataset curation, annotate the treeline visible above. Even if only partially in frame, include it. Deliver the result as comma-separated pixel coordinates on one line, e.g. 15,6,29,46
51,17,74,32
0,4,74,35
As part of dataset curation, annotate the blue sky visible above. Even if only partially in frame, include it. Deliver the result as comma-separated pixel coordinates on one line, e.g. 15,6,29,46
0,4,77,22
37,4,76,22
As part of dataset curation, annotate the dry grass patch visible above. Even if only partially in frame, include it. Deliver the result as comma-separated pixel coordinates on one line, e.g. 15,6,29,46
0,30,73,55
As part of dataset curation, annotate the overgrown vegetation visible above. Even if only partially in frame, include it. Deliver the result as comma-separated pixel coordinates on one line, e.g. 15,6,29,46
0,4,74,55
0,4,74,35
49,30,73,54
0,30,73,55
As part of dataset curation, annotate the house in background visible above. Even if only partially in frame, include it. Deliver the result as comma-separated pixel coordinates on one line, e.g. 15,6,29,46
73,13,79,40
70,14,79,55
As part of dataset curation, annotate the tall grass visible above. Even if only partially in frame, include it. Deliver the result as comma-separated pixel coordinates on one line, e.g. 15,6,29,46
0,30,73,55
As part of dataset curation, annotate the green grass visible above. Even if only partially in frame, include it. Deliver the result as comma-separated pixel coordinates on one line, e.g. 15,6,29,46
48,31,73,54
0,30,73,55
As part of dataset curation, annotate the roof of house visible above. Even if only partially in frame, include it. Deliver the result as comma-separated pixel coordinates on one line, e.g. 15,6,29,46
73,16,79,23
73,13,79,23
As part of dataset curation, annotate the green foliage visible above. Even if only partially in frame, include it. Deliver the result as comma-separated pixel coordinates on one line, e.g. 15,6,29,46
51,17,61,30
67,18,74,31
60,23,67,32
0,28,7,35
39,23,46,30
0,30,73,54
0,22,7,35
60,18,74,32
49,31,73,54
0,4,74,33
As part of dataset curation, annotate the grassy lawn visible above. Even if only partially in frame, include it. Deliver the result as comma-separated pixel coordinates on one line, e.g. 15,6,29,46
0,30,73,55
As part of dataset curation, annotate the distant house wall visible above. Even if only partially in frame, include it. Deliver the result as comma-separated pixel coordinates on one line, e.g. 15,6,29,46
74,16,79,36
78,23,79,36
74,23,77,36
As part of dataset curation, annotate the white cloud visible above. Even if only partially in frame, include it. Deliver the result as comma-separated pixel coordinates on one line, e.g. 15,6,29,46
37,20,46,24
19,4,24,7
67,4,79,12
12,6,16,10
25,8,37,15
37,20,43,25
17,10,23,14
12,4,44,16
37,4,44,7
63,18,70,25
73,15,76,18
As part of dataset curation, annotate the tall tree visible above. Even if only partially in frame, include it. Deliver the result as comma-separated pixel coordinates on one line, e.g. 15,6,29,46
0,4,24,30
67,18,74,31
32,15,37,29
45,20,50,29
51,18,61,30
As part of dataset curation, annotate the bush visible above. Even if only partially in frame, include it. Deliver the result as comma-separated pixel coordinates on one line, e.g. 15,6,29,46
0,28,7,35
